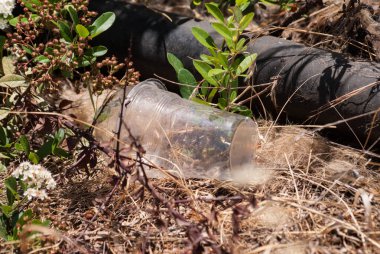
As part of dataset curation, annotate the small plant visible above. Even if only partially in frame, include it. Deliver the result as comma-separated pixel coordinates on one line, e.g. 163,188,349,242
168,0,257,117
0,117,68,242
0,161,55,241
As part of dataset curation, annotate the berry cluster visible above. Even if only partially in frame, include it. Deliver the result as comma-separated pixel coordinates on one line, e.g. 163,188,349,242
4,0,139,93
85,55,140,91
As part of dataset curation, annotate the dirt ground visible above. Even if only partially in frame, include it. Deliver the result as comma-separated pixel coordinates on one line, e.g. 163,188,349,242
1,0,380,253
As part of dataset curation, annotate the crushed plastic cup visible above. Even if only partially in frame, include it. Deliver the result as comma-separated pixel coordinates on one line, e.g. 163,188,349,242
112,79,258,180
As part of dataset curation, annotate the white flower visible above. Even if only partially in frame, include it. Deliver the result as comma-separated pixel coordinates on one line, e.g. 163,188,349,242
23,188,37,200
24,188,47,200
46,178,57,190
0,17,8,29
0,0,15,17
11,165,23,178
12,162,57,200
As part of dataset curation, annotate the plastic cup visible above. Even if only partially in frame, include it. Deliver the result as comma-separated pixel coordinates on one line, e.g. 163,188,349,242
117,79,258,180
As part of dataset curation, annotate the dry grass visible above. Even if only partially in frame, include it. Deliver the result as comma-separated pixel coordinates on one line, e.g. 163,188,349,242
1,123,379,253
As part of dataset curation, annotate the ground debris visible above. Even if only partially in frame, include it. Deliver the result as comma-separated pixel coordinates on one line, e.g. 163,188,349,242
3,124,377,253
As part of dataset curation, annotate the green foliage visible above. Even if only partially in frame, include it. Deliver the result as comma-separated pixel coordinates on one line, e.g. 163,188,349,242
0,0,136,247
89,12,116,38
4,0,130,92
167,53,197,98
1,127,69,167
0,175,51,241
192,0,297,11
260,0,297,10
0,125,62,242
168,1,257,116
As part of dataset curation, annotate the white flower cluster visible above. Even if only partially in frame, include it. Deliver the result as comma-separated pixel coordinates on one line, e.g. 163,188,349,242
0,18,7,29
0,0,15,30
12,162,57,200
0,0,15,17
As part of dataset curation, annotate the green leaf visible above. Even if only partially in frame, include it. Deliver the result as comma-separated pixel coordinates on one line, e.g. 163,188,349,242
90,12,116,38
236,0,249,6
232,105,253,117
239,13,254,30
91,46,107,57
0,152,10,159
78,52,96,67
0,127,9,146
236,38,247,51
36,138,54,161
0,74,27,88
28,152,40,164
205,3,224,23
15,135,30,156
1,205,13,218
22,45,33,55
231,55,244,70
5,177,17,206
200,54,217,65
33,55,50,63
192,0,202,6
54,128,65,144
193,60,218,86
208,68,226,77
200,81,209,96
211,23,232,41
177,68,197,99
31,219,51,227
65,5,79,25
55,21,72,42
44,47,54,55
217,98,227,109
21,0,42,11
9,14,40,27
78,58,95,67
191,27,215,49
0,217,8,239
240,2,251,12
208,87,218,102
236,53,257,75
52,131,63,153
233,6,243,23
19,181,27,192
230,90,237,101
52,147,69,158
192,97,210,106
217,52,228,69
17,209,33,228
87,25,96,35
75,24,89,38
167,53,184,74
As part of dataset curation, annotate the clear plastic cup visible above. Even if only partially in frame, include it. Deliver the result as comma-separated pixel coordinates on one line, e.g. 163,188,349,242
118,79,258,180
